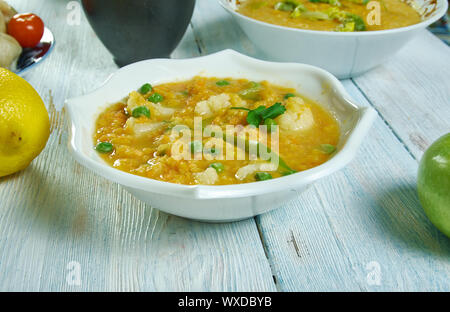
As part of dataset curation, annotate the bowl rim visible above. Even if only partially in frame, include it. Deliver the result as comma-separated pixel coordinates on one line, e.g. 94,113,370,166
218,0,448,36
65,49,377,199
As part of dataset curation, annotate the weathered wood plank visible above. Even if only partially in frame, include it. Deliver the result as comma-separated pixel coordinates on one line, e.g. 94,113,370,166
256,81,450,291
353,31,450,160
2,0,449,292
190,0,450,291
0,0,276,292
189,0,257,56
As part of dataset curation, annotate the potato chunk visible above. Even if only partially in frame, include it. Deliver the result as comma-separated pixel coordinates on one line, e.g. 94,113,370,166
127,91,175,119
277,97,315,131
125,117,163,136
195,167,219,185
150,103,175,118
195,93,231,118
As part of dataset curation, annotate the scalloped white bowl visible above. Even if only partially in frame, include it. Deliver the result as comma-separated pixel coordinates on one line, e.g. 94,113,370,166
219,0,448,78
65,50,376,222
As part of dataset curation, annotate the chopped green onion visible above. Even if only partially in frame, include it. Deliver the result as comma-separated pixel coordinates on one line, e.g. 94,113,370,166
246,106,266,127
264,118,278,132
327,8,366,31
230,107,251,111
347,13,366,31
205,147,220,155
156,144,169,156
250,1,269,9
95,142,113,154
309,0,341,6
190,141,203,154
232,103,286,128
216,80,230,86
347,0,370,4
284,93,296,99
255,172,273,181
213,131,296,175
274,1,298,11
290,4,306,17
148,93,164,103
301,11,330,20
260,102,286,120
239,82,262,101
210,162,225,173
337,22,355,32
131,106,150,118
319,144,336,154
139,83,152,94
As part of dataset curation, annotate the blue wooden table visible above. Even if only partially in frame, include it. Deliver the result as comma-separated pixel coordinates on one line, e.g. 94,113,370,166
0,0,449,291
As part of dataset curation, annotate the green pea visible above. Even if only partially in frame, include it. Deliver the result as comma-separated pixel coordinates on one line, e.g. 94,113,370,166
284,93,296,99
216,80,230,86
264,118,277,132
255,172,273,181
319,144,336,154
206,147,220,155
249,81,261,88
131,106,150,118
190,141,203,154
210,162,224,173
139,83,152,94
148,93,164,103
95,142,113,154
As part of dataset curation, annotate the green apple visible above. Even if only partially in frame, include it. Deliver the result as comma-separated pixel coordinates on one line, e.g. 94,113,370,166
417,133,450,238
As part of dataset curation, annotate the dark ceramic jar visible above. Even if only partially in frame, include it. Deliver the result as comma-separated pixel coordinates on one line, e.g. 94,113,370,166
82,0,196,66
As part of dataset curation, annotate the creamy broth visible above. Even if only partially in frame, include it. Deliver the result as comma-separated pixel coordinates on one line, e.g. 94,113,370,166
236,0,422,31
94,77,340,185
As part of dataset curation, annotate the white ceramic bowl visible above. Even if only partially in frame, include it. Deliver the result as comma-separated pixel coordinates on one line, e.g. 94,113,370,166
219,0,448,78
65,50,376,222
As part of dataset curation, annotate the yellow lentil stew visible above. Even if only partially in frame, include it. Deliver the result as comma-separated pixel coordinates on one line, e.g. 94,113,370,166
236,0,422,32
94,76,340,185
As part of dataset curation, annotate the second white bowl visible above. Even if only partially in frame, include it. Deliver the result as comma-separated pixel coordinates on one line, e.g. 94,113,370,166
219,0,448,78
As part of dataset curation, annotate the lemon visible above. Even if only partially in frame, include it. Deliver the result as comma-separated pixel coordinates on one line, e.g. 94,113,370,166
0,68,50,177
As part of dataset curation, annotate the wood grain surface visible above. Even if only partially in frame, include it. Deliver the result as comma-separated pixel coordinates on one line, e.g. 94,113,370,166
0,0,449,292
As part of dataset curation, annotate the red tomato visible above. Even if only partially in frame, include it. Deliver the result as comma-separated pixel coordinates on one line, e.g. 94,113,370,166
7,13,45,48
